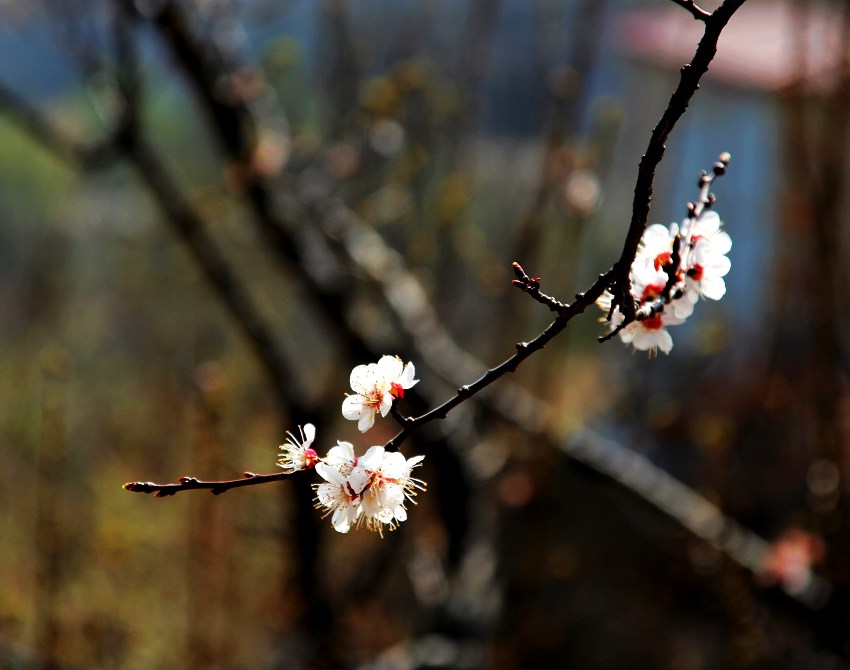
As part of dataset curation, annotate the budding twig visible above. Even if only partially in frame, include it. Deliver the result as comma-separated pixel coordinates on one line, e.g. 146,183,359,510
123,471,297,496
511,262,567,313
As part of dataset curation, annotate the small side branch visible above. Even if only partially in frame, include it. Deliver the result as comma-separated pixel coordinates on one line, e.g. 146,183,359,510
670,0,711,21
511,262,567,313
123,471,297,497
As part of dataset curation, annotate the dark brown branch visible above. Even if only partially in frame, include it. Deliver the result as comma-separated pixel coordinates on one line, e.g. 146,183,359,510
381,139,735,450
123,470,298,497
382,269,613,451
119,0,745,481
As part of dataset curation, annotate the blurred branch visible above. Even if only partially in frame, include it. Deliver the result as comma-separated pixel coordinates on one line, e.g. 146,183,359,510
0,80,125,171
564,428,829,607
118,0,380,363
513,0,607,270
0,57,306,419
120,130,307,411
318,0,360,138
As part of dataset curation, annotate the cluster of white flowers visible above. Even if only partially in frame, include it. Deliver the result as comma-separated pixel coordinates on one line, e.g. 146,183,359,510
315,442,425,534
597,210,731,355
276,355,425,535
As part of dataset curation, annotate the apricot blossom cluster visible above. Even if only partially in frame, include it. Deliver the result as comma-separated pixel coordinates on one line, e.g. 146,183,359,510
597,209,731,355
277,355,425,534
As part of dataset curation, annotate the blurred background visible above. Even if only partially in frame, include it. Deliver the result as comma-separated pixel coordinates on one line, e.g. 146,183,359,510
2,0,850,668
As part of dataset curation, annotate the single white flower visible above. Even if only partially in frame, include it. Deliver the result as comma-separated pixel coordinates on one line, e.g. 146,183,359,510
634,223,676,274
342,355,419,432
359,447,426,535
682,211,732,301
600,300,682,356
277,423,319,473
314,461,364,534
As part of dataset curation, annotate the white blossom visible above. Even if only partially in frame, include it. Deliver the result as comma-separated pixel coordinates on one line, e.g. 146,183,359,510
277,423,318,473
313,443,426,535
342,355,418,432
682,211,732,301
314,461,366,534
324,440,358,476
358,447,426,535
599,298,682,356
597,209,731,355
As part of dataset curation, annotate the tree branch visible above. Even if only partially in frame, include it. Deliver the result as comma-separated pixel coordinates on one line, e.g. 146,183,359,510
111,0,745,476
0,80,125,171
123,471,298,497
669,0,711,21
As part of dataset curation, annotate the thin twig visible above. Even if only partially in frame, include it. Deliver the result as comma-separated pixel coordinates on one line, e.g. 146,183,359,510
669,0,711,21
510,262,567,313
111,0,744,477
123,471,298,497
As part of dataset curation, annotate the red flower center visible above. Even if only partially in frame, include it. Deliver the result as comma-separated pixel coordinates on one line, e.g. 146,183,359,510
365,388,385,409
654,252,672,271
642,314,663,330
688,264,704,281
641,283,665,302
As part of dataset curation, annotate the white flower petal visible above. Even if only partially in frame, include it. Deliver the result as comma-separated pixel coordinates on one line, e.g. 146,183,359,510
695,210,721,235
357,410,376,433
380,451,408,479
399,362,418,388
379,392,393,417
349,364,369,392
376,355,404,380
360,445,385,471
342,395,364,421
326,441,355,466
407,455,425,468
700,276,727,300
331,506,353,533
316,462,344,486
348,465,371,494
